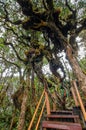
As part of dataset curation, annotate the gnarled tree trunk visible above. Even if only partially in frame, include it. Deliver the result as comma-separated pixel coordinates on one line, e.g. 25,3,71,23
66,45,86,93
48,22,86,93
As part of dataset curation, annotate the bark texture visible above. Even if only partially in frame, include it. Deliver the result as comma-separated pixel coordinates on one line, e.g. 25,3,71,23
17,87,28,130
66,45,86,93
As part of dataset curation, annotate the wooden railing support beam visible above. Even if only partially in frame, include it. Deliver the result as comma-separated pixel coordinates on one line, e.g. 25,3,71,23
73,80,86,121
45,89,51,115
35,99,46,130
28,90,45,130
71,87,79,107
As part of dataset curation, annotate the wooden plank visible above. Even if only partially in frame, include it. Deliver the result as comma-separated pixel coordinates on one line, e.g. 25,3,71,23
42,121,82,130
46,114,80,123
46,114,79,119
51,110,73,115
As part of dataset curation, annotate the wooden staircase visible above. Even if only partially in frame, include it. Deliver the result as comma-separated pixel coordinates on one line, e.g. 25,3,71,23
28,81,86,130
42,81,86,130
42,110,82,130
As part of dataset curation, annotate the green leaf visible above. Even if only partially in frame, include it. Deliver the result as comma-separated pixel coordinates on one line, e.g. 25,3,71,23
0,38,5,48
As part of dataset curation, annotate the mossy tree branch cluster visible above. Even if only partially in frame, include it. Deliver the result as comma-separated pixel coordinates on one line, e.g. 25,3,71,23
0,1,86,130
0,0,86,87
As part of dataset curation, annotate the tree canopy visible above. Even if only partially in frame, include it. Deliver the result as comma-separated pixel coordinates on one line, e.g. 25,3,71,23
0,0,86,130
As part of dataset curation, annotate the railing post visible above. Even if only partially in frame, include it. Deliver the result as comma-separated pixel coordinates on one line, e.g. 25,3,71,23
71,87,79,107
73,80,86,121
52,92,56,111
45,89,51,115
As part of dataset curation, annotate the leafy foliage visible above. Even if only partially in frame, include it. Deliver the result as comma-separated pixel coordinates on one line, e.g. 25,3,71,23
0,0,86,129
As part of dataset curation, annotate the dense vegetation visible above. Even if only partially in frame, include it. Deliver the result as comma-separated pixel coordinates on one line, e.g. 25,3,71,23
0,0,86,130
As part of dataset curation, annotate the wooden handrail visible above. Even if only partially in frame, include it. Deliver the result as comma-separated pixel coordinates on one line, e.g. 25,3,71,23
73,81,86,121
71,87,79,106
35,99,46,130
28,90,45,130
28,88,51,130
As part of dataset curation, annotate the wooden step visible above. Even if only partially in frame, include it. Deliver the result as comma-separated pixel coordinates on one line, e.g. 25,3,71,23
42,121,82,130
46,114,80,123
51,110,73,115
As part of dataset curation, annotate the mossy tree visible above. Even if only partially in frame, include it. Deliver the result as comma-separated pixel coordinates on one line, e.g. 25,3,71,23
0,0,86,130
